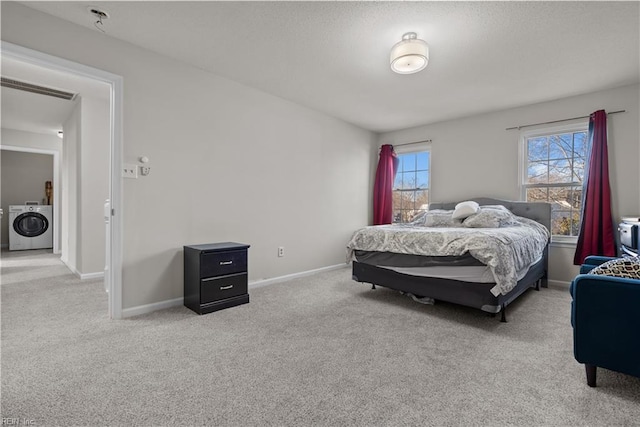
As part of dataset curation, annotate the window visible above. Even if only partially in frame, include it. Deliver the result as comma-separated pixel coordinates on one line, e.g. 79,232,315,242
521,125,587,239
393,150,430,223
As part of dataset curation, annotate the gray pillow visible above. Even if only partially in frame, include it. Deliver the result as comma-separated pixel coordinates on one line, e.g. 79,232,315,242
409,210,428,225
463,206,517,228
424,210,462,227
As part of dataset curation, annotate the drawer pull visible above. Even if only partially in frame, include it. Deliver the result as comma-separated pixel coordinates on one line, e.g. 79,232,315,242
219,261,233,265
220,285,234,290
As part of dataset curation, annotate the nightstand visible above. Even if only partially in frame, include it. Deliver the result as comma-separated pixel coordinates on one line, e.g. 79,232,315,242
183,242,250,314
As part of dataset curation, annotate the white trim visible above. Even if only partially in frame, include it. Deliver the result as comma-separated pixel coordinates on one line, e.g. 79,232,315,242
518,122,589,200
520,122,590,139
1,41,124,320
547,279,571,289
392,141,432,155
60,257,103,280
61,257,79,277
249,263,348,289
79,271,105,280
518,122,589,239
391,147,431,221
122,297,184,318
120,264,350,318
550,239,577,248
0,144,61,254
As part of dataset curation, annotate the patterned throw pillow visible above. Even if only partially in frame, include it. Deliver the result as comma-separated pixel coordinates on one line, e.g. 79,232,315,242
424,210,462,227
463,206,517,228
409,210,427,225
589,257,640,279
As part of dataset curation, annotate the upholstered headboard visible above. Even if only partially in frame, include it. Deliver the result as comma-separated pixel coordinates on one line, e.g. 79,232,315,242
429,197,552,232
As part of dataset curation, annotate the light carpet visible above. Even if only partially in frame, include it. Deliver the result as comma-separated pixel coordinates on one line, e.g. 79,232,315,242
1,250,639,426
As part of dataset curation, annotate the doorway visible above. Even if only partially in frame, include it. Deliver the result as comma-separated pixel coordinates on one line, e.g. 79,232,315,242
1,41,124,319
0,146,59,253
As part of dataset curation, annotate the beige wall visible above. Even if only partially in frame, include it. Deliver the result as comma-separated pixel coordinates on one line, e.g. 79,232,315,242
379,84,640,283
0,150,54,245
77,96,110,275
61,102,80,268
1,3,375,309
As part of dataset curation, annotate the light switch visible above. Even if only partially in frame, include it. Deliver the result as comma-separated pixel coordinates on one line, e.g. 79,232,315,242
122,164,138,178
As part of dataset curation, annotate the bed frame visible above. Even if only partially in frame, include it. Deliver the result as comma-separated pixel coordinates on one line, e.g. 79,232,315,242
351,198,551,322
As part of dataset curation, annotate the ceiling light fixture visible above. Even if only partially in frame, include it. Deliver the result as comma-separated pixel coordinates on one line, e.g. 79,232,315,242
390,32,429,74
88,6,110,33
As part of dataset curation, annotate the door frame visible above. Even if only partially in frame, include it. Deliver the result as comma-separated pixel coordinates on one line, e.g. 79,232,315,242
0,145,60,253
2,41,124,319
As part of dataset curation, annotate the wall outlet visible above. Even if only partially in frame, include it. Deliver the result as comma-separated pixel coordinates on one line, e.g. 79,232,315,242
122,164,138,179
278,246,285,257
140,166,151,176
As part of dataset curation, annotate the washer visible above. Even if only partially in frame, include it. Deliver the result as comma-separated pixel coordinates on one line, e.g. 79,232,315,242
9,205,53,251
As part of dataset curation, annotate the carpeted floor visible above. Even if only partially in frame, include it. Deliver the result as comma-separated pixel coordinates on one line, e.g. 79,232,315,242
1,250,639,426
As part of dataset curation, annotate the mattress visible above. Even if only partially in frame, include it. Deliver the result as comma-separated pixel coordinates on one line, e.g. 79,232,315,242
353,250,484,267
346,213,550,296
376,255,543,283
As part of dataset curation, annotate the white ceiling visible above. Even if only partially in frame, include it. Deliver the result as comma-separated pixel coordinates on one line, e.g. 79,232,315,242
1,86,75,135
16,1,640,133
1,57,110,136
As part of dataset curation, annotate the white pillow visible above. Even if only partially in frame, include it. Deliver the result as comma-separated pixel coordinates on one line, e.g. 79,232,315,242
452,201,480,220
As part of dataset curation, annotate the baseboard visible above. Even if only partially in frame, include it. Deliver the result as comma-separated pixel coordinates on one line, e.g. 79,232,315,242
61,258,104,280
79,271,104,280
249,263,348,289
120,263,349,318
122,297,184,318
547,279,571,289
61,258,79,277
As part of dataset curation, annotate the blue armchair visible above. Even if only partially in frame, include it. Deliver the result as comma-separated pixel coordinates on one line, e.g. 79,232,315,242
570,256,640,387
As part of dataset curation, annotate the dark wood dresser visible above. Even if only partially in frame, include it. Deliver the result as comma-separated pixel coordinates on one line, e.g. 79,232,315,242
183,242,250,314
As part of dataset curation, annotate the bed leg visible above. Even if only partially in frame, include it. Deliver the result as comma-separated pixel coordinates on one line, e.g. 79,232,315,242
500,305,507,323
535,279,541,291
371,284,376,290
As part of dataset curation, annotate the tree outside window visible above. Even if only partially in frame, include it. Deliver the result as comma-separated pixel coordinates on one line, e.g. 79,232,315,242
523,128,587,237
393,151,430,223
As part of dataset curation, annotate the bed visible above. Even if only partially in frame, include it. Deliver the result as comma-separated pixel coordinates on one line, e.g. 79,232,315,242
347,198,551,322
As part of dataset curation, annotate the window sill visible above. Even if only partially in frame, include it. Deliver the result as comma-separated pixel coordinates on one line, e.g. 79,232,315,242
550,238,577,249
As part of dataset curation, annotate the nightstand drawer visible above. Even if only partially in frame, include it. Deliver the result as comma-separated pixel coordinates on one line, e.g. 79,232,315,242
184,242,250,315
200,250,247,277
200,273,247,303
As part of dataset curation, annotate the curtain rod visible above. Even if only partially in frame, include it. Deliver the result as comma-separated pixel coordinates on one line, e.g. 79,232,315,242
393,139,432,147
506,110,626,131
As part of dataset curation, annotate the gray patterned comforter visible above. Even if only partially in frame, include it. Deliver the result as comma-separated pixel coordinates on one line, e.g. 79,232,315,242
346,217,550,296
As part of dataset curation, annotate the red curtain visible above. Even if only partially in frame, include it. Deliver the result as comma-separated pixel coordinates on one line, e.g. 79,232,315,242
373,145,399,225
573,110,616,265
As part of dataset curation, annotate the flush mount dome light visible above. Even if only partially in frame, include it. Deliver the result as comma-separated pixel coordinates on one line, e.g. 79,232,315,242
390,32,429,74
